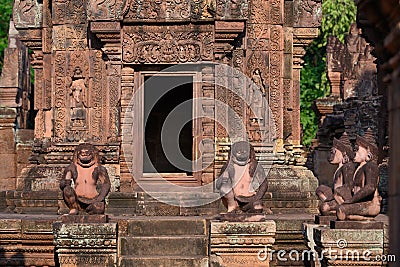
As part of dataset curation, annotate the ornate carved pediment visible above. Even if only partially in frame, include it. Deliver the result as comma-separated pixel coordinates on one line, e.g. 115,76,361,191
123,25,214,64
13,0,43,28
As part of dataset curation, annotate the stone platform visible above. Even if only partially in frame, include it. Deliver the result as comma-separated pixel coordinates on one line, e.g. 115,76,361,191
0,212,322,267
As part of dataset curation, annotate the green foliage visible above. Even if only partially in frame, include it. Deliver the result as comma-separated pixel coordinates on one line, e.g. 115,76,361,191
300,0,356,146
0,0,13,74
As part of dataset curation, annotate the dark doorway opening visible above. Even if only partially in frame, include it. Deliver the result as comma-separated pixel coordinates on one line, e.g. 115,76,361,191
143,76,193,175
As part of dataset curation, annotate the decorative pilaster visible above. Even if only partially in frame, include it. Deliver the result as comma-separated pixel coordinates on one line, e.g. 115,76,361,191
120,66,135,191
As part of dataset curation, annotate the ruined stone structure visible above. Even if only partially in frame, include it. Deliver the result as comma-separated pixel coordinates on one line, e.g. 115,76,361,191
0,21,33,191
0,0,322,215
312,23,388,209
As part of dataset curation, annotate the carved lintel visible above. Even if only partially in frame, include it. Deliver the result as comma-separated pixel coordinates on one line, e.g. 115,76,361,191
123,25,213,64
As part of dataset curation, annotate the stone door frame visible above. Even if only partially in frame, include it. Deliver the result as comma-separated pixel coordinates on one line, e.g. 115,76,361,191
132,70,203,185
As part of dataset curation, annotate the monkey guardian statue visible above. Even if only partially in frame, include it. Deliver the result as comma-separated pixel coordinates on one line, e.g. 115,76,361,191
216,141,270,214
60,143,111,215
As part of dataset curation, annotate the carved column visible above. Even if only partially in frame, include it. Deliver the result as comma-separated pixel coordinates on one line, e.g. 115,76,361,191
292,0,321,161
246,0,284,151
90,21,122,191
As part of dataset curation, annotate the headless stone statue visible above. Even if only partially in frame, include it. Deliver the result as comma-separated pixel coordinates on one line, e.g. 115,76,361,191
316,132,355,215
60,143,111,215
336,128,381,221
216,141,271,214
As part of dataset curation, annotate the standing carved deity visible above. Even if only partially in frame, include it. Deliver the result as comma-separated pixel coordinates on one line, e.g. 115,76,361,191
315,132,355,215
249,69,267,125
336,128,381,220
69,67,88,127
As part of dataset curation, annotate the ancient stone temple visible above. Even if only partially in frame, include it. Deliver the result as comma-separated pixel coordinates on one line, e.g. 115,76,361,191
0,0,321,215
0,0,327,266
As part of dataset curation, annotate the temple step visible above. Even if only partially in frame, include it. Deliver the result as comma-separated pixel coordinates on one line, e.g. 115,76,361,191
119,256,208,267
118,217,209,267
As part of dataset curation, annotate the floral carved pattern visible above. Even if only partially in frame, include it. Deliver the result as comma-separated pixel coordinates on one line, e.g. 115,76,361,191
123,25,213,64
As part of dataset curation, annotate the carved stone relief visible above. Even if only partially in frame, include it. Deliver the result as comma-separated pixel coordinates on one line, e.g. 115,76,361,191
54,52,67,142
91,50,106,142
53,24,87,51
294,0,322,28
216,0,248,20
124,0,217,21
52,0,87,25
13,0,42,28
123,25,213,64
87,0,129,20
65,52,90,141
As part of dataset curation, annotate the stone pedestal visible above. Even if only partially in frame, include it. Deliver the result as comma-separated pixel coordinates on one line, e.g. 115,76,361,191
210,220,276,267
314,224,388,267
53,218,117,267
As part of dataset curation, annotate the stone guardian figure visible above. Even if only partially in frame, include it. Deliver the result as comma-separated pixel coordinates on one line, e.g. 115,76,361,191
315,132,355,215
216,141,270,214
336,128,382,220
60,143,111,215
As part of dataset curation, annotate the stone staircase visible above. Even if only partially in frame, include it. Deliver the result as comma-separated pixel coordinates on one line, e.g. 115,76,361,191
118,217,209,267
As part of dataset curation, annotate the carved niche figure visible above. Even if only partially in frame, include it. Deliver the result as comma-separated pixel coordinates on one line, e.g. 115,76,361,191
216,141,270,213
315,132,355,215
69,67,88,127
249,69,268,125
60,143,111,215
336,128,382,220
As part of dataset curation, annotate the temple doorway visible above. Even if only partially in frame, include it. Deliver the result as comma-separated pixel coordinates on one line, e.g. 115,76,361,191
143,75,194,176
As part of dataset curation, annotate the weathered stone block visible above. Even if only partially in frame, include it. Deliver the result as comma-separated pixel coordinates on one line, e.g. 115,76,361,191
0,153,16,178
210,221,276,267
127,218,206,236
53,222,117,267
313,224,388,267
0,217,56,267
0,129,15,153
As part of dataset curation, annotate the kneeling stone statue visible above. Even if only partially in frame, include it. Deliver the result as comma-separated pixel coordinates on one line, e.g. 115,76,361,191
216,141,270,214
60,143,111,215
